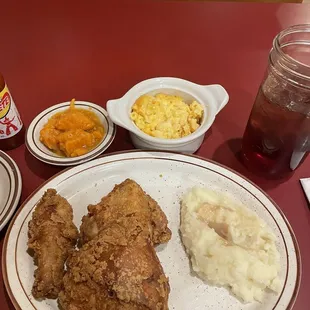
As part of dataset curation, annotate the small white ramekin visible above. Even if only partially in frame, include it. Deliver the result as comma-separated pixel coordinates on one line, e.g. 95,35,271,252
107,77,229,153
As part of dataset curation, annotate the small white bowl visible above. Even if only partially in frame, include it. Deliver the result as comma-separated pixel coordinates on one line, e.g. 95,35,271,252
26,101,116,166
107,77,229,153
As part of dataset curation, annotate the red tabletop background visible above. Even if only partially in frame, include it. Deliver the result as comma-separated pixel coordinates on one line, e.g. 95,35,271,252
0,1,309,309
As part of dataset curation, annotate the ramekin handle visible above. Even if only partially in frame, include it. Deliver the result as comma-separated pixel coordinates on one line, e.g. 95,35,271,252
206,84,229,114
107,99,131,130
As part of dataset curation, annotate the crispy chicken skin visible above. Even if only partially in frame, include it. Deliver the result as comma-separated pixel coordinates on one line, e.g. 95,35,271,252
59,179,171,310
28,189,79,299
80,178,171,246
59,229,169,310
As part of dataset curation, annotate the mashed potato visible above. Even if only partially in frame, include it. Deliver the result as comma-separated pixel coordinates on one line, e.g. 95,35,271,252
180,187,281,303
130,93,203,139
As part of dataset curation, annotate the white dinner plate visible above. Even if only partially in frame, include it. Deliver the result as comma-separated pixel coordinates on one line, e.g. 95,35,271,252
0,151,22,232
25,101,116,166
2,151,301,310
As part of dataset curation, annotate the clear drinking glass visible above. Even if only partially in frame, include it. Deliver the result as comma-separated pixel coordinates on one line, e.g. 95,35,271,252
241,24,310,178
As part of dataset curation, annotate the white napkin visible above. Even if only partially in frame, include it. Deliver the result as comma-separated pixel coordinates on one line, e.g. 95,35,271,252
300,178,310,203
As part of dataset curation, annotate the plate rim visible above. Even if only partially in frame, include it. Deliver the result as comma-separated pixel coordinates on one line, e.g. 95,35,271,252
25,101,117,166
0,151,22,232
2,149,302,310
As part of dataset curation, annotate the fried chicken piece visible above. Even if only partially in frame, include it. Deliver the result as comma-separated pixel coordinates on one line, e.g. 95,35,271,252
80,179,171,246
28,189,79,299
59,179,171,310
59,228,169,310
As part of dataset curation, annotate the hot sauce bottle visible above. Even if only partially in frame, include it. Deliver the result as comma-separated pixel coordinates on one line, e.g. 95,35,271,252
0,73,24,150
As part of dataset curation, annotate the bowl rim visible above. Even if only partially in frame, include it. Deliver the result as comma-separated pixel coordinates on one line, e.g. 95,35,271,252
25,100,116,166
107,77,226,145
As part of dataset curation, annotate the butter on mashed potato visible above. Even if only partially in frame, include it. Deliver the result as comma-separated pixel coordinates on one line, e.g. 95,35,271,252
180,187,281,303
130,93,203,139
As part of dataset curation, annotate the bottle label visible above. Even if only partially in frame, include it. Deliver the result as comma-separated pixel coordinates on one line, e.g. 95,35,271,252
0,85,23,139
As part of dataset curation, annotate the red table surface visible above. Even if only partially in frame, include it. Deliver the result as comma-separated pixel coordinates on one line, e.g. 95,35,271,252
0,1,309,309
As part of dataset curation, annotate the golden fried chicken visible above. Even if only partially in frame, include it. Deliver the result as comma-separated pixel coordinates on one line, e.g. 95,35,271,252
28,189,79,299
59,179,171,310
59,228,169,310
80,178,171,246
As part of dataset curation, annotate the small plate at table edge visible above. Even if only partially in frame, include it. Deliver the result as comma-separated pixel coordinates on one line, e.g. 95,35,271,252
0,150,22,231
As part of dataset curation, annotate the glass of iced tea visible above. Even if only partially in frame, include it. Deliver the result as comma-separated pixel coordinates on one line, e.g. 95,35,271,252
242,24,310,178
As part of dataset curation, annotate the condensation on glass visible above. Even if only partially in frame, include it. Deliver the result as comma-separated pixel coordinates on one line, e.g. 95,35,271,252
242,24,310,178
